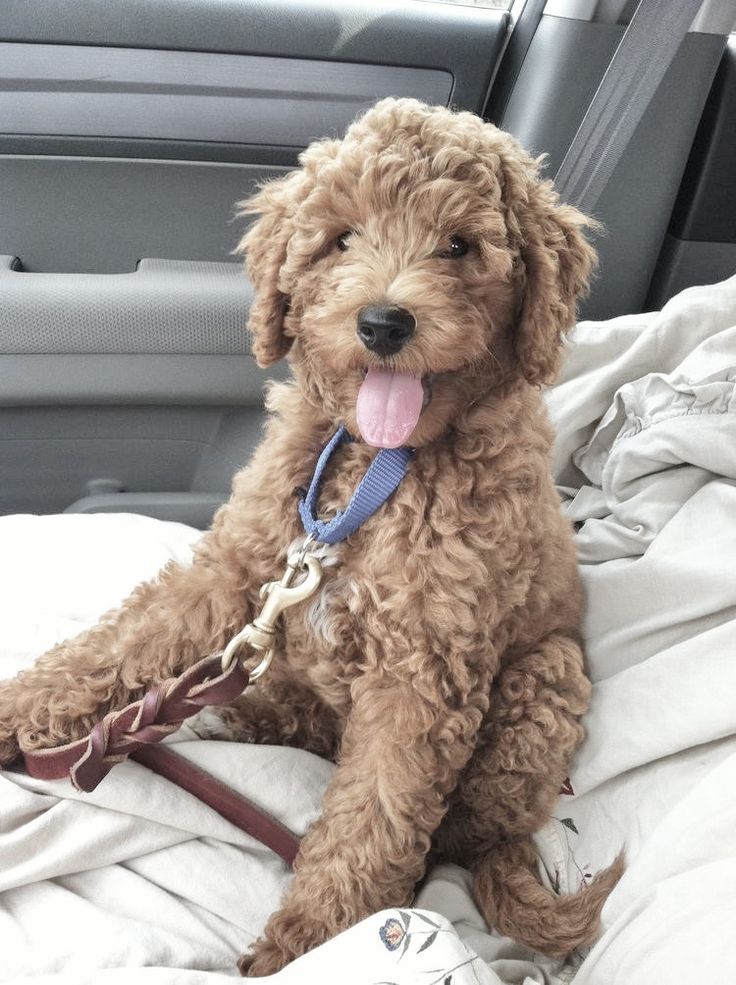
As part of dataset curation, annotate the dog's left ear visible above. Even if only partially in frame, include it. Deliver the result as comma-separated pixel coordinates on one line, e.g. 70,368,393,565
236,171,308,368
511,176,598,386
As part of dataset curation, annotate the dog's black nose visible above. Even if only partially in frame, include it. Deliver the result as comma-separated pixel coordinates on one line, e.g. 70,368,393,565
357,305,416,357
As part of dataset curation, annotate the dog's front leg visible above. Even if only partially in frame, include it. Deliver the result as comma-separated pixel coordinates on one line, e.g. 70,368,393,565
0,500,282,765
240,666,490,977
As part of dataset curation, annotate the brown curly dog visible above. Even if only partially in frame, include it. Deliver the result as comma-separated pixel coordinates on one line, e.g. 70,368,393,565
0,98,622,975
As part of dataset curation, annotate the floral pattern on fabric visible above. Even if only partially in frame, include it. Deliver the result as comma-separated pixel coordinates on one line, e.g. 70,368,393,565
552,813,594,894
375,910,489,984
379,917,407,952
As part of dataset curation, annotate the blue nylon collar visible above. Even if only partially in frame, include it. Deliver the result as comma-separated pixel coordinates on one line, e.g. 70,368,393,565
297,426,412,545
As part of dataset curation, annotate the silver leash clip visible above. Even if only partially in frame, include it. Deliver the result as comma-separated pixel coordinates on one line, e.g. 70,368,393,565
220,535,323,680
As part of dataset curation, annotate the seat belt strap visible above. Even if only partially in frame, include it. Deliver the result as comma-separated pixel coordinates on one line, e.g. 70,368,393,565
554,0,705,213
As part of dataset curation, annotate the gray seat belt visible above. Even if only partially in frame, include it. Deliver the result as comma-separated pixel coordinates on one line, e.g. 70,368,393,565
554,0,705,214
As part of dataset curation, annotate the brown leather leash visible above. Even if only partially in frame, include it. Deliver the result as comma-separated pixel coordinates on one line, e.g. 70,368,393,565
20,653,301,867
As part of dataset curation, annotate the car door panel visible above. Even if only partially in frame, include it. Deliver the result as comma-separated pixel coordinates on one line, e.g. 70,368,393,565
3,0,734,525
0,42,452,150
0,0,510,524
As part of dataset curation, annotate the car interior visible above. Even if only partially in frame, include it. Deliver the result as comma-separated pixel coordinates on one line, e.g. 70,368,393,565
2,0,734,528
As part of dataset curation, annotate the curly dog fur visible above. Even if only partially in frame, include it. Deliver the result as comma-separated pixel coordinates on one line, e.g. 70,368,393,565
0,98,622,975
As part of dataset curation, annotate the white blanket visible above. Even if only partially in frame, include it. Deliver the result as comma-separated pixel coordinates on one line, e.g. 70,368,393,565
2,275,736,983
542,275,736,984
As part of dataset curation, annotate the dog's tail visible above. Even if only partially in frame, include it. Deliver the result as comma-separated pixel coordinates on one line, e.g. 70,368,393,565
472,837,624,958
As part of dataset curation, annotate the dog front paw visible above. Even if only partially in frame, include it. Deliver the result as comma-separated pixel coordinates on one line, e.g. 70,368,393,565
238,910,335,978
238,937,291,978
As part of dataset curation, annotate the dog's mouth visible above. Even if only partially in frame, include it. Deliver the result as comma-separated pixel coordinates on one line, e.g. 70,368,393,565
356,368,433,448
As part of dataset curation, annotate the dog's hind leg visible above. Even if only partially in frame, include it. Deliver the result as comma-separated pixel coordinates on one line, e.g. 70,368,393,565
435,633,622,956
199,674,341,761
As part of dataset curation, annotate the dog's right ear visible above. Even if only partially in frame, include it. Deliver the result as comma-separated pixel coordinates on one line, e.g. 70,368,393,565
236,171,308,368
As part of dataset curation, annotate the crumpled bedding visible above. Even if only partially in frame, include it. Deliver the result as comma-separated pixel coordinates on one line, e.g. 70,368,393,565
539,274,736,984
2,275,736,983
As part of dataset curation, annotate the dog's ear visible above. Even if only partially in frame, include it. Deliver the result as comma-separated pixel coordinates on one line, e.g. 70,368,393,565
508,170,598,386
236,171,307,368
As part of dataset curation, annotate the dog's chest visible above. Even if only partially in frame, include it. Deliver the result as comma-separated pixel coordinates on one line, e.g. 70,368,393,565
288,539,356,643
303,564,357,646
275,443,393,701
278,539,365,708
268,436,517,707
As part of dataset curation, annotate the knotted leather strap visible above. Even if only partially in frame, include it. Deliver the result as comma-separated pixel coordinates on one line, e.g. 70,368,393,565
22,653,250,791
20,654,303,866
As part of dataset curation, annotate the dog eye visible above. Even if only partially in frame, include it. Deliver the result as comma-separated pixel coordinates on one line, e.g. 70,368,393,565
437,235,469,260
335,231,352,252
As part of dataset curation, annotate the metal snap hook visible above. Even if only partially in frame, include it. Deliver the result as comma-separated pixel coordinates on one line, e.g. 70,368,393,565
220,544,323,676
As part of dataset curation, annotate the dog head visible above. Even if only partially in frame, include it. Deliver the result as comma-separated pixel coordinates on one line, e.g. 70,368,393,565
237,98,596,448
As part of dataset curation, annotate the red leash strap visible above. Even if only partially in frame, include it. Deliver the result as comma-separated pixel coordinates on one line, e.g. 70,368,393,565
134,744,300,866
20,654,302,867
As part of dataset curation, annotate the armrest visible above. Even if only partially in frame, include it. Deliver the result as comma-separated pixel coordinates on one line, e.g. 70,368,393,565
0,257,252,355
64,491,228,530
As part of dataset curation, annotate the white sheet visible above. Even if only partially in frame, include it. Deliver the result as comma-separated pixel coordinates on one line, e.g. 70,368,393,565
0,515,335,983
539,275,736,984
2,275,736,984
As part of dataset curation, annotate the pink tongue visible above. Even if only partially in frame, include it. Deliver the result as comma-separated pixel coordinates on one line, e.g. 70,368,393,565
356,369,424,448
